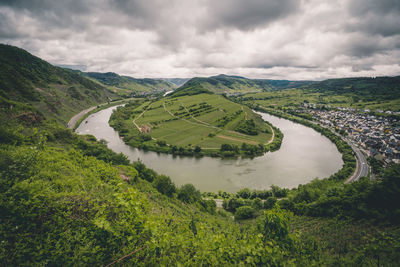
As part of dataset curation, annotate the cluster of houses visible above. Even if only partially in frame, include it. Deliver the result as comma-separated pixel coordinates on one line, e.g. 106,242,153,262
301,104,400,165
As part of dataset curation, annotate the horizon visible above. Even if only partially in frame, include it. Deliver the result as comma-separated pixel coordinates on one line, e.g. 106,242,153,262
1,0,399,80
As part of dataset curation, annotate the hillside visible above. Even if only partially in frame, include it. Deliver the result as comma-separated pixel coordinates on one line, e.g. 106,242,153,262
305,76,400,100
159,77,190,87
109,87,282,157
177,74,313,95
0,44,117,124
84,72,176,95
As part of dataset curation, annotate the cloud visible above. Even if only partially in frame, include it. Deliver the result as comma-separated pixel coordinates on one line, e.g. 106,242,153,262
0,0,399,79
202,0,300,31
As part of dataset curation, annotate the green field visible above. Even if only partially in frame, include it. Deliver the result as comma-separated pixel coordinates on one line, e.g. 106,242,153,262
237,88,400,111
110,93,283,157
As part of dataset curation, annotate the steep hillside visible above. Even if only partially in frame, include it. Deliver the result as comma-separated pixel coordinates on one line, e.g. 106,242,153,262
0,44,117,124
159,78,190,87
178,74,312,95
305,76,400,99
84,72,176,95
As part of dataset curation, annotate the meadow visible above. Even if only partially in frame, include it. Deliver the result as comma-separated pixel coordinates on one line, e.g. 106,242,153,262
237,88,400,111
109,93,282,157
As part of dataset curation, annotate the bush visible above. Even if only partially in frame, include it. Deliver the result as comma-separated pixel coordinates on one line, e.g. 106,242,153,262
252,198,263,210
178,184,201,203
279,199,294,211
237,188,251,199
235,206,255,220
264,196,277,209
153,175,176,197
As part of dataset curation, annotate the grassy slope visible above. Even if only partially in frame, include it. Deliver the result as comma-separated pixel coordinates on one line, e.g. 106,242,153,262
0,99,315,266
238,87,400,111
178,74,313,95
180,74,273,95
109,91,279,157
84,72,176,95
0,44,118,124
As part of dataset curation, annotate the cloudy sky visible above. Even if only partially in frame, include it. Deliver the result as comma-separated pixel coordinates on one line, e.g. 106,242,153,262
1,0,400,80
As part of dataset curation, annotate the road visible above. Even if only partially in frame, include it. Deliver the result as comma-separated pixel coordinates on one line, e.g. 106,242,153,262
345,141,369,183
67,106,96,129
303,120,369,183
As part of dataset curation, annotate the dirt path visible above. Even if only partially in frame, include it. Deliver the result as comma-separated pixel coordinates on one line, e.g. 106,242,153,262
67,106,96,129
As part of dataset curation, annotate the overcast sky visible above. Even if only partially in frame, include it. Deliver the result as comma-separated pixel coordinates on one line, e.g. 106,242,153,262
1,0,400,80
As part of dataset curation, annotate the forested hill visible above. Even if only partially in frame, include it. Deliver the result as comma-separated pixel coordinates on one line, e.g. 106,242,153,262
304,76,400,99
84,71,176,93
0,44,117,124
179,74,312,94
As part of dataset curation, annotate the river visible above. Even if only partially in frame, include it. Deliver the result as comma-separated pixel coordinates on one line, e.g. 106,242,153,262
76,106,343,192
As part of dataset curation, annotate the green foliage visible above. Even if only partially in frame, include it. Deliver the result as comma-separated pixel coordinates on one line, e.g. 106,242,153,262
85,72,176,94
258,208,293,246
251,198,263,210
0,44,117,124
237,187,251,199
177,184,201,203
153,175,176,197
235,119,258,135
235,206,256,220
109,93,279,158
264,196,277,209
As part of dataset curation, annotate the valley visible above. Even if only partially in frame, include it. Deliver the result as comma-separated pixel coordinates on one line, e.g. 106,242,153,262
109,90,281,157
0,44,399,266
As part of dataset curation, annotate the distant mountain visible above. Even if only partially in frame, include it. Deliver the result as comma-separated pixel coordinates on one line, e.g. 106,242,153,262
159,78,190,87
0,44,117,124
177,74,312,95
304,76,400,99
83,72,176,94
254,79,313,90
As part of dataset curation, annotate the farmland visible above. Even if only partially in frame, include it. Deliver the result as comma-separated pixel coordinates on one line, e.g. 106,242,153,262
109,92,283,157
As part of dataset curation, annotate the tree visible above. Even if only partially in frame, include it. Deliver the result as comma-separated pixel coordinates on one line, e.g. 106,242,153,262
194,146,201,153
264,196,277,209
153,175,176,197
252,198,263,210
237,188,251,199
178,184,201,203
235,206,255,220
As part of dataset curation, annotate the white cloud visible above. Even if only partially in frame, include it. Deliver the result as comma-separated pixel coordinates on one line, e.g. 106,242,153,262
0,0,399,79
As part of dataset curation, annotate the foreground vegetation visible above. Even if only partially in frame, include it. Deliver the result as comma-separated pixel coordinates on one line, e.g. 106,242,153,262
0,108,336,266
109,90,282,157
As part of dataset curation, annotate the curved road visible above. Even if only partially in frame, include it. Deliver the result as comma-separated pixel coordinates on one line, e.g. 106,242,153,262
67,106,96,129
345,141,369,183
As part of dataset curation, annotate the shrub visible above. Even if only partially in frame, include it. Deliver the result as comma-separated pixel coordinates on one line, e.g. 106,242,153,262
264,196,277,209
252,198,263,210
237,188,251,199
153,175,176,197
178,184,201,203
235,206,255,220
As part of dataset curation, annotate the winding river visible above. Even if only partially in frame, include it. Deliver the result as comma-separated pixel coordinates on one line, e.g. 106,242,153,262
76,106,343,192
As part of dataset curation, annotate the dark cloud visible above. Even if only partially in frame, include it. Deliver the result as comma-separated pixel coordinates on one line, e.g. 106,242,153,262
346,0,400,37
203,0,300,31
0,0,399,79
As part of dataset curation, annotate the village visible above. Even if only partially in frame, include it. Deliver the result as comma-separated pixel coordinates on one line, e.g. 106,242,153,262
300,104,400,165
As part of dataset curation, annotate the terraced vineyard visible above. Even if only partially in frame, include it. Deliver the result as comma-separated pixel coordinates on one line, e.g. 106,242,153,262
110,92,282,157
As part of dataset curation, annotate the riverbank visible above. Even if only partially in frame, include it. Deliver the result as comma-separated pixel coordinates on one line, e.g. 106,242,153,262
76,106,342,192
251,105,357,182
108,94,283,158
69,98,136,131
